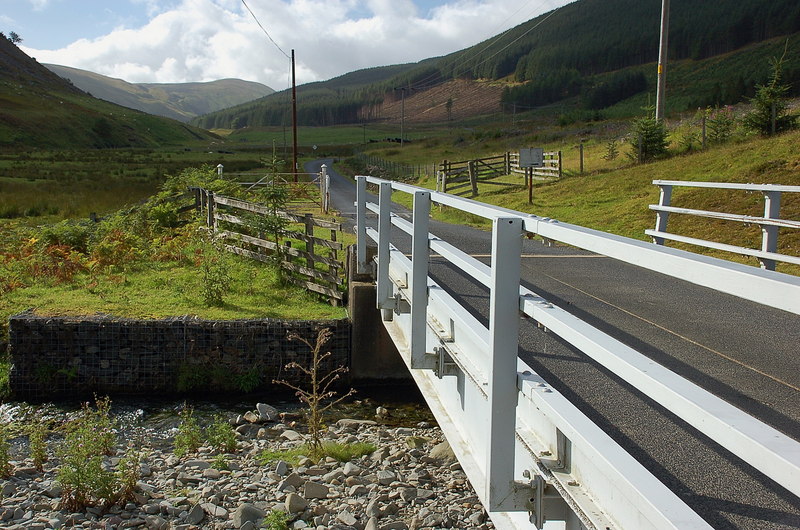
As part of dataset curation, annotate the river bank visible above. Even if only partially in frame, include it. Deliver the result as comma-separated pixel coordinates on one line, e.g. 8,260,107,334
0,398,493,529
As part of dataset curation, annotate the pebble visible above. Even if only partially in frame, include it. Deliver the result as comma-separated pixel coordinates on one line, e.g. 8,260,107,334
0,404,493,530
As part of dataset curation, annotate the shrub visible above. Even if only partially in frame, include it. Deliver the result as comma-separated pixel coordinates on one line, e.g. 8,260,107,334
264,509,291,530
275,328,355,459
174,405,203,458
628,109,668,162
743,47,798,136
57,397,118,510
706,106,737,144
29,421,49,471
206,415,237,454
198,237,232,307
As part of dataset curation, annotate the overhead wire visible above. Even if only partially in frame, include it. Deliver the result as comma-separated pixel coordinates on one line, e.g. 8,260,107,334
241,0,291,59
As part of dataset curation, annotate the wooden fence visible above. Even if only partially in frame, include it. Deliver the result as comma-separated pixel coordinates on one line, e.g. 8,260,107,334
354,153,436,182
227,171,325,212
437,151,562,197
194,188,346,305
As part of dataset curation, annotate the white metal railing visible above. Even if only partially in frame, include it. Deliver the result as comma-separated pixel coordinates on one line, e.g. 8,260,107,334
354,175,800,530
647,180,800,270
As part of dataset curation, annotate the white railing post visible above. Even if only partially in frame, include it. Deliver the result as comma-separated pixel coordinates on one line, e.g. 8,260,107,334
652,183,673,245
377,182,393,317
486,216,523,511
356,176,367,274
410,190,431,367
320,164,329,213
761,190,781,270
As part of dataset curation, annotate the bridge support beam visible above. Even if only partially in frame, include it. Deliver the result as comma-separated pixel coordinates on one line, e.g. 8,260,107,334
346,245,409,382
486,217,523,511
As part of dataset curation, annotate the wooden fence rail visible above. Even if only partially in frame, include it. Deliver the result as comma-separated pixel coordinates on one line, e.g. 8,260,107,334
193,188,346,305
436,151,562,197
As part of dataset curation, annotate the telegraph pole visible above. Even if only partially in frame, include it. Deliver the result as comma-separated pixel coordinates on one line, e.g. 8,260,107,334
400,87,406,148
655,0,670,121
291,49,298,182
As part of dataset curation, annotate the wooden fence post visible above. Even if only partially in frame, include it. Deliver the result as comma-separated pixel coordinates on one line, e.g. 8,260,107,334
558,150,563,179
505,152,511,175
468,160,478,196
527,168,533,205
330,228,339,306
304,213,314,270
206,191,215,230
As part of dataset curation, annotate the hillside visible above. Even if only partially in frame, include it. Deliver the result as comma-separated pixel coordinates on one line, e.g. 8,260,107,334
0,36,217,150
194,0,800,129
192,62,421,129
45,64,273,122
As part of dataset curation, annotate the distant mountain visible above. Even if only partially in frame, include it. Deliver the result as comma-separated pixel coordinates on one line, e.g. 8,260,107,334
191,62,421,129
44,64,273,122
0,36,216,149
194,0,800,129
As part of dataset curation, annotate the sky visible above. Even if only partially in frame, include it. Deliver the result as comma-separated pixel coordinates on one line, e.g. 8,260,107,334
2,0,572,90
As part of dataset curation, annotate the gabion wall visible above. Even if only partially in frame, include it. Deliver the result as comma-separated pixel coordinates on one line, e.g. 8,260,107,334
8,312,350,398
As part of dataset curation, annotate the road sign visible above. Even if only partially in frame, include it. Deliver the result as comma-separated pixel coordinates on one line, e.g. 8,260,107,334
519,148,544,168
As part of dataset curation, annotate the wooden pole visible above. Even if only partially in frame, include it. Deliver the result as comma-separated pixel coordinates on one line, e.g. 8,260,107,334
655,0,670,121
528,168,533,205
291,49,298,182
468,160,478,196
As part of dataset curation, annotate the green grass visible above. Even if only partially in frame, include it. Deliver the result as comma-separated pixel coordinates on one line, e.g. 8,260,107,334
0,148,272,220
348,122,800,275
0,258,343,324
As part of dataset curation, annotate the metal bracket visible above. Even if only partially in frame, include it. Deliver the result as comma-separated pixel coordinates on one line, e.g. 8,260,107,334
522,471,570,529
433,346,458,378
380,295,411,315
539,430,572,473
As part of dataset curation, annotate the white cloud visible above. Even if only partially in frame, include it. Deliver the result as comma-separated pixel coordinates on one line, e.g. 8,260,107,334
20,0,558,89
27,0,51,11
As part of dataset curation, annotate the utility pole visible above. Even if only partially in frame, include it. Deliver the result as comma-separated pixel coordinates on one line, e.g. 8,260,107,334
655,0,670,121
400,87,406,148
291,49,298,182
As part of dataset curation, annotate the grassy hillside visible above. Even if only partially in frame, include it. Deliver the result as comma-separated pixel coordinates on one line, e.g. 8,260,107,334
356,121,800,274
193,0,800,129
0,37,217,150
192,62,419,130
45,64,273,122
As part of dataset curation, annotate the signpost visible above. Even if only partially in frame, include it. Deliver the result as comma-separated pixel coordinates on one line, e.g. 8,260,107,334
519,148,544,205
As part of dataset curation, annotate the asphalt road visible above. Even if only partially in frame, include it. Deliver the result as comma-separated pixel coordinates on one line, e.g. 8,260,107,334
307,159,800,529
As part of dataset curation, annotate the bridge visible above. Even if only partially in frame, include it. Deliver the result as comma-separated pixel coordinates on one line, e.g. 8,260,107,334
308,160,800,529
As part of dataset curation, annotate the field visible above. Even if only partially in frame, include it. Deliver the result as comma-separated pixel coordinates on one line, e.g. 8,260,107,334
0,147,269,220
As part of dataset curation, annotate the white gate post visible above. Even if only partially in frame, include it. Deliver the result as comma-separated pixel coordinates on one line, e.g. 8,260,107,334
486,216,523,511
320,164,329,213
410,190,431,367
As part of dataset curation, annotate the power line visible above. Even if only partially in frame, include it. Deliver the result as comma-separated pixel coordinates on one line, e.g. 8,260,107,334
241,0,291,59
